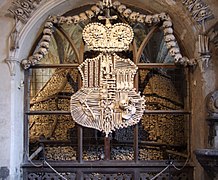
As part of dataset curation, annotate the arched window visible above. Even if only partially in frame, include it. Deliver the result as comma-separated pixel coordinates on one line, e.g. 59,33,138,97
23,2,193,179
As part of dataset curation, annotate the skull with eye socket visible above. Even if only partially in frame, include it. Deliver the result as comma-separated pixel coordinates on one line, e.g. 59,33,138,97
113,1,121,9
123,8,132,18
117,5,127,14
86,10,95,19
91,6,101,15
137,14,146,23
129,12,139,22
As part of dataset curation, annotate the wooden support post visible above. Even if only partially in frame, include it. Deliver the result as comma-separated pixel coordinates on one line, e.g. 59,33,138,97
104,137,110,160
77,125,83,163
134,124,139,162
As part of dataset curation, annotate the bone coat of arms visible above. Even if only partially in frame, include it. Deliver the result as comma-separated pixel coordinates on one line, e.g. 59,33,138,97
70,10,145,137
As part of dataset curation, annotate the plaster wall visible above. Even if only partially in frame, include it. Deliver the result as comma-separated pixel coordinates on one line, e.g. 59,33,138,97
0,16,13,173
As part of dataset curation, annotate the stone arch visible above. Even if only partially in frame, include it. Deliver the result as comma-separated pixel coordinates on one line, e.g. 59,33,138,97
3,0,217,179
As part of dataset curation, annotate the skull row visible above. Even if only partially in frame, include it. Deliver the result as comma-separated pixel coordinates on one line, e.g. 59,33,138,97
47,5,101,26
112,1,171,24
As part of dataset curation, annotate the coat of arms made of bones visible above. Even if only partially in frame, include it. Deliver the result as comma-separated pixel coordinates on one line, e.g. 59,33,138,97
70,8,145,137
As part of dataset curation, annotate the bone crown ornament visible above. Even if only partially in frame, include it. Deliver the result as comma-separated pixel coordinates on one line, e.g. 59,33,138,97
82,22,134,52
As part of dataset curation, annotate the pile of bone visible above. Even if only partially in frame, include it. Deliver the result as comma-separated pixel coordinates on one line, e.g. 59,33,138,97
45,146,76,161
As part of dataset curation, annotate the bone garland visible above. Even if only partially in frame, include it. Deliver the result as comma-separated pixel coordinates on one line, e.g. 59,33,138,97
21,0,196,68
21,5,102,69
8,0,43,24
112,1,195,66
182,0,214,23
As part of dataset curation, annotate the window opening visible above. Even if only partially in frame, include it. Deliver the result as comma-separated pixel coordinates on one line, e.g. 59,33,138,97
23,0,191,171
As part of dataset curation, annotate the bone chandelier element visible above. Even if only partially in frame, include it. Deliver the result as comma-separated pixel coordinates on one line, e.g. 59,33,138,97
21,0,196,69
70,15,144,136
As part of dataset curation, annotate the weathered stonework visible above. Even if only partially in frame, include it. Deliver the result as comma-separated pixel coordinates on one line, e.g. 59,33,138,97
8,0,43,23
182,0,214,23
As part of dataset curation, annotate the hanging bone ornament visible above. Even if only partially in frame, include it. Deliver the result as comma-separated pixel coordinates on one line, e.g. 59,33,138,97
85,10,95,19
123,8,132,18
163,20,173,28
145,15,153,24
163,27,173,35
66,16,73,25
70,10,144,137
166,41,177,49
129,12,139,22
137,14,146,23
91,6,101,15
79,13,88,21
117,5,127,14
40,41,50,49
113,1,121,9
169,47,180,56
164,34,176,42
72,15,80,24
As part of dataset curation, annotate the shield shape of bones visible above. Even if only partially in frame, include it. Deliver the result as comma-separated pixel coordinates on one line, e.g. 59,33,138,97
70,14,145,137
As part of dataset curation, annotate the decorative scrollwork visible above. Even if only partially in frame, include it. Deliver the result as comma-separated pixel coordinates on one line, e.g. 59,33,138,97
8,0,43,23
182,0,214,23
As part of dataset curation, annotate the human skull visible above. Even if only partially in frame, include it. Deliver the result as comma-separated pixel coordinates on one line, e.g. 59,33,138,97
119,99,128,110
182,56,190,65
33,53,44,61
21,59,30,69
145,15,154,24
163,20,173,28
43,28,53,35
166,41,176,49
32,58,38,65
38,47,48,56
86,10,95,19
91,5,101,15
48,16,58,24
169,47,180,56
137,14,146,23
96,1,104,9
40,41,50,49
15,8,24,16
57,16,66,24
129,12,139,22
199,9,207,17
44,21,53,28
21,2,29,9
42,35,51,42
123,8,132,18
174,53,182,63
79,13,88,21
195,3,203,10
65,16,73,25
113,1,121,9
72,15,80,24
164,34,175,42
163,27,173,35
117,5,126,14
159,12,168,20
153,14,161,23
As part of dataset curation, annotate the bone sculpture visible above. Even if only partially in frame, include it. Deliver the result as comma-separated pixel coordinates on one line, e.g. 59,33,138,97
70,12,144,137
